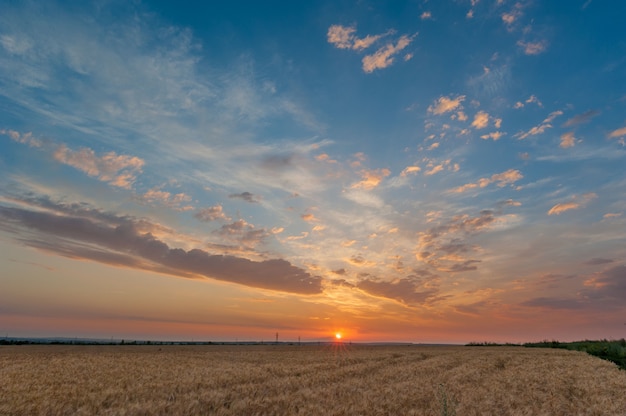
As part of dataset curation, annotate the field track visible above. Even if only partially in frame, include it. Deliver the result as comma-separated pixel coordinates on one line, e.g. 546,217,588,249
1,344,625,415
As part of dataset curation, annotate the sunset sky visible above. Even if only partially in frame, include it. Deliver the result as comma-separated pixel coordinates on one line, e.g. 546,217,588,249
1,0,625,344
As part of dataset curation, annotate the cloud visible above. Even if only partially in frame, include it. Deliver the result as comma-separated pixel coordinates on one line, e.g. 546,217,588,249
327,25,390,51
228,192,261,203
515,110,563,140
428,95,466,115
471,111,490,129
327,25,357,49
562,110,599,127
420,12,432,20
351,168,391,190
141,188,193,211
547,193,597,215
194,205,230,222
0,197,321,295
216,219,270,248
53,145,144,189
517,40,548,55
1,129,43,147
583,264,626,305
400,166,421,176
546,202,578,215
559,132,576,148
521,297,583,310
416,209,503,273
2,129,144,190
357,277,438,305
328,24,414,73
480,131,504,141
362,34,415,73
451,169,523,193
584,258,614,266
301,213,319,222
608,126,626,139
525,264,626,310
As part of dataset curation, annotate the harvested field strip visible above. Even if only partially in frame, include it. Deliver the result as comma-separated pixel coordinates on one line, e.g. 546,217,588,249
1,345,625,415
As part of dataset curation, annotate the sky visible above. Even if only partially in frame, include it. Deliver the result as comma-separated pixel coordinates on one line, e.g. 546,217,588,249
0,0,625,344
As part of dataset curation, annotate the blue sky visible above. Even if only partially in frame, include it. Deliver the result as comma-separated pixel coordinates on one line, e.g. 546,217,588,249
1,0,625,343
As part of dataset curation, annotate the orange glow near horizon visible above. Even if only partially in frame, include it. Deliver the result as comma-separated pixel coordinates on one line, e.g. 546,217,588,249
335,332,342,340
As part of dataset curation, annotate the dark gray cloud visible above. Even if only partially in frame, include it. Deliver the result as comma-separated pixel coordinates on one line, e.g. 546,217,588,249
521,297,584,310
357,277,439,305
585,264,626,303
583,257,614,266
0,201,322,295
417,209,497,273
562,110,600,127
228,191,261,203
522,265,626,311
215,219,271,247
261,154,294,170
329,278,354,288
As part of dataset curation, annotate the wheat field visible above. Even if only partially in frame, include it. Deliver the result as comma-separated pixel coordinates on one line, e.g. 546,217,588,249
1,344,625,415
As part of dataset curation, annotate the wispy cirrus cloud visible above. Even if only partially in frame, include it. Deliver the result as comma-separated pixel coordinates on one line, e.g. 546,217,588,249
54,145,145,190
1,129,43,148
548,193,597,215
362,34,415,73
563,110,599,127
515,110,563,140
328,24,416,73
450,169,523,193
3,129,145,190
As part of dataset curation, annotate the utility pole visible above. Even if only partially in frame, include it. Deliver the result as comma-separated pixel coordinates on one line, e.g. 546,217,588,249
275,332,278,344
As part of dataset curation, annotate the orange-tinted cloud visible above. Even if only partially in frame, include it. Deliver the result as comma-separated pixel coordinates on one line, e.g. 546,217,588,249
362,34,415,73
471,111,490,129
351,168,391,189
548,193,597,215
54,144,144,189
560,132,576,148
428,95,465,115
451,169,523,193
608,126,626,139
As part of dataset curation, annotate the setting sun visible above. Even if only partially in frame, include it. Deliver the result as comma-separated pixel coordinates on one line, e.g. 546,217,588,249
335,332,342,340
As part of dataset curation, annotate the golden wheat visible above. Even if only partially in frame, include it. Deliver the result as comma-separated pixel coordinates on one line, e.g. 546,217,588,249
1,344,625,415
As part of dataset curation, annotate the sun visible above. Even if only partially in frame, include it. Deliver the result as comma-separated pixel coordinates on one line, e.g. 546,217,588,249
335,332,342,340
